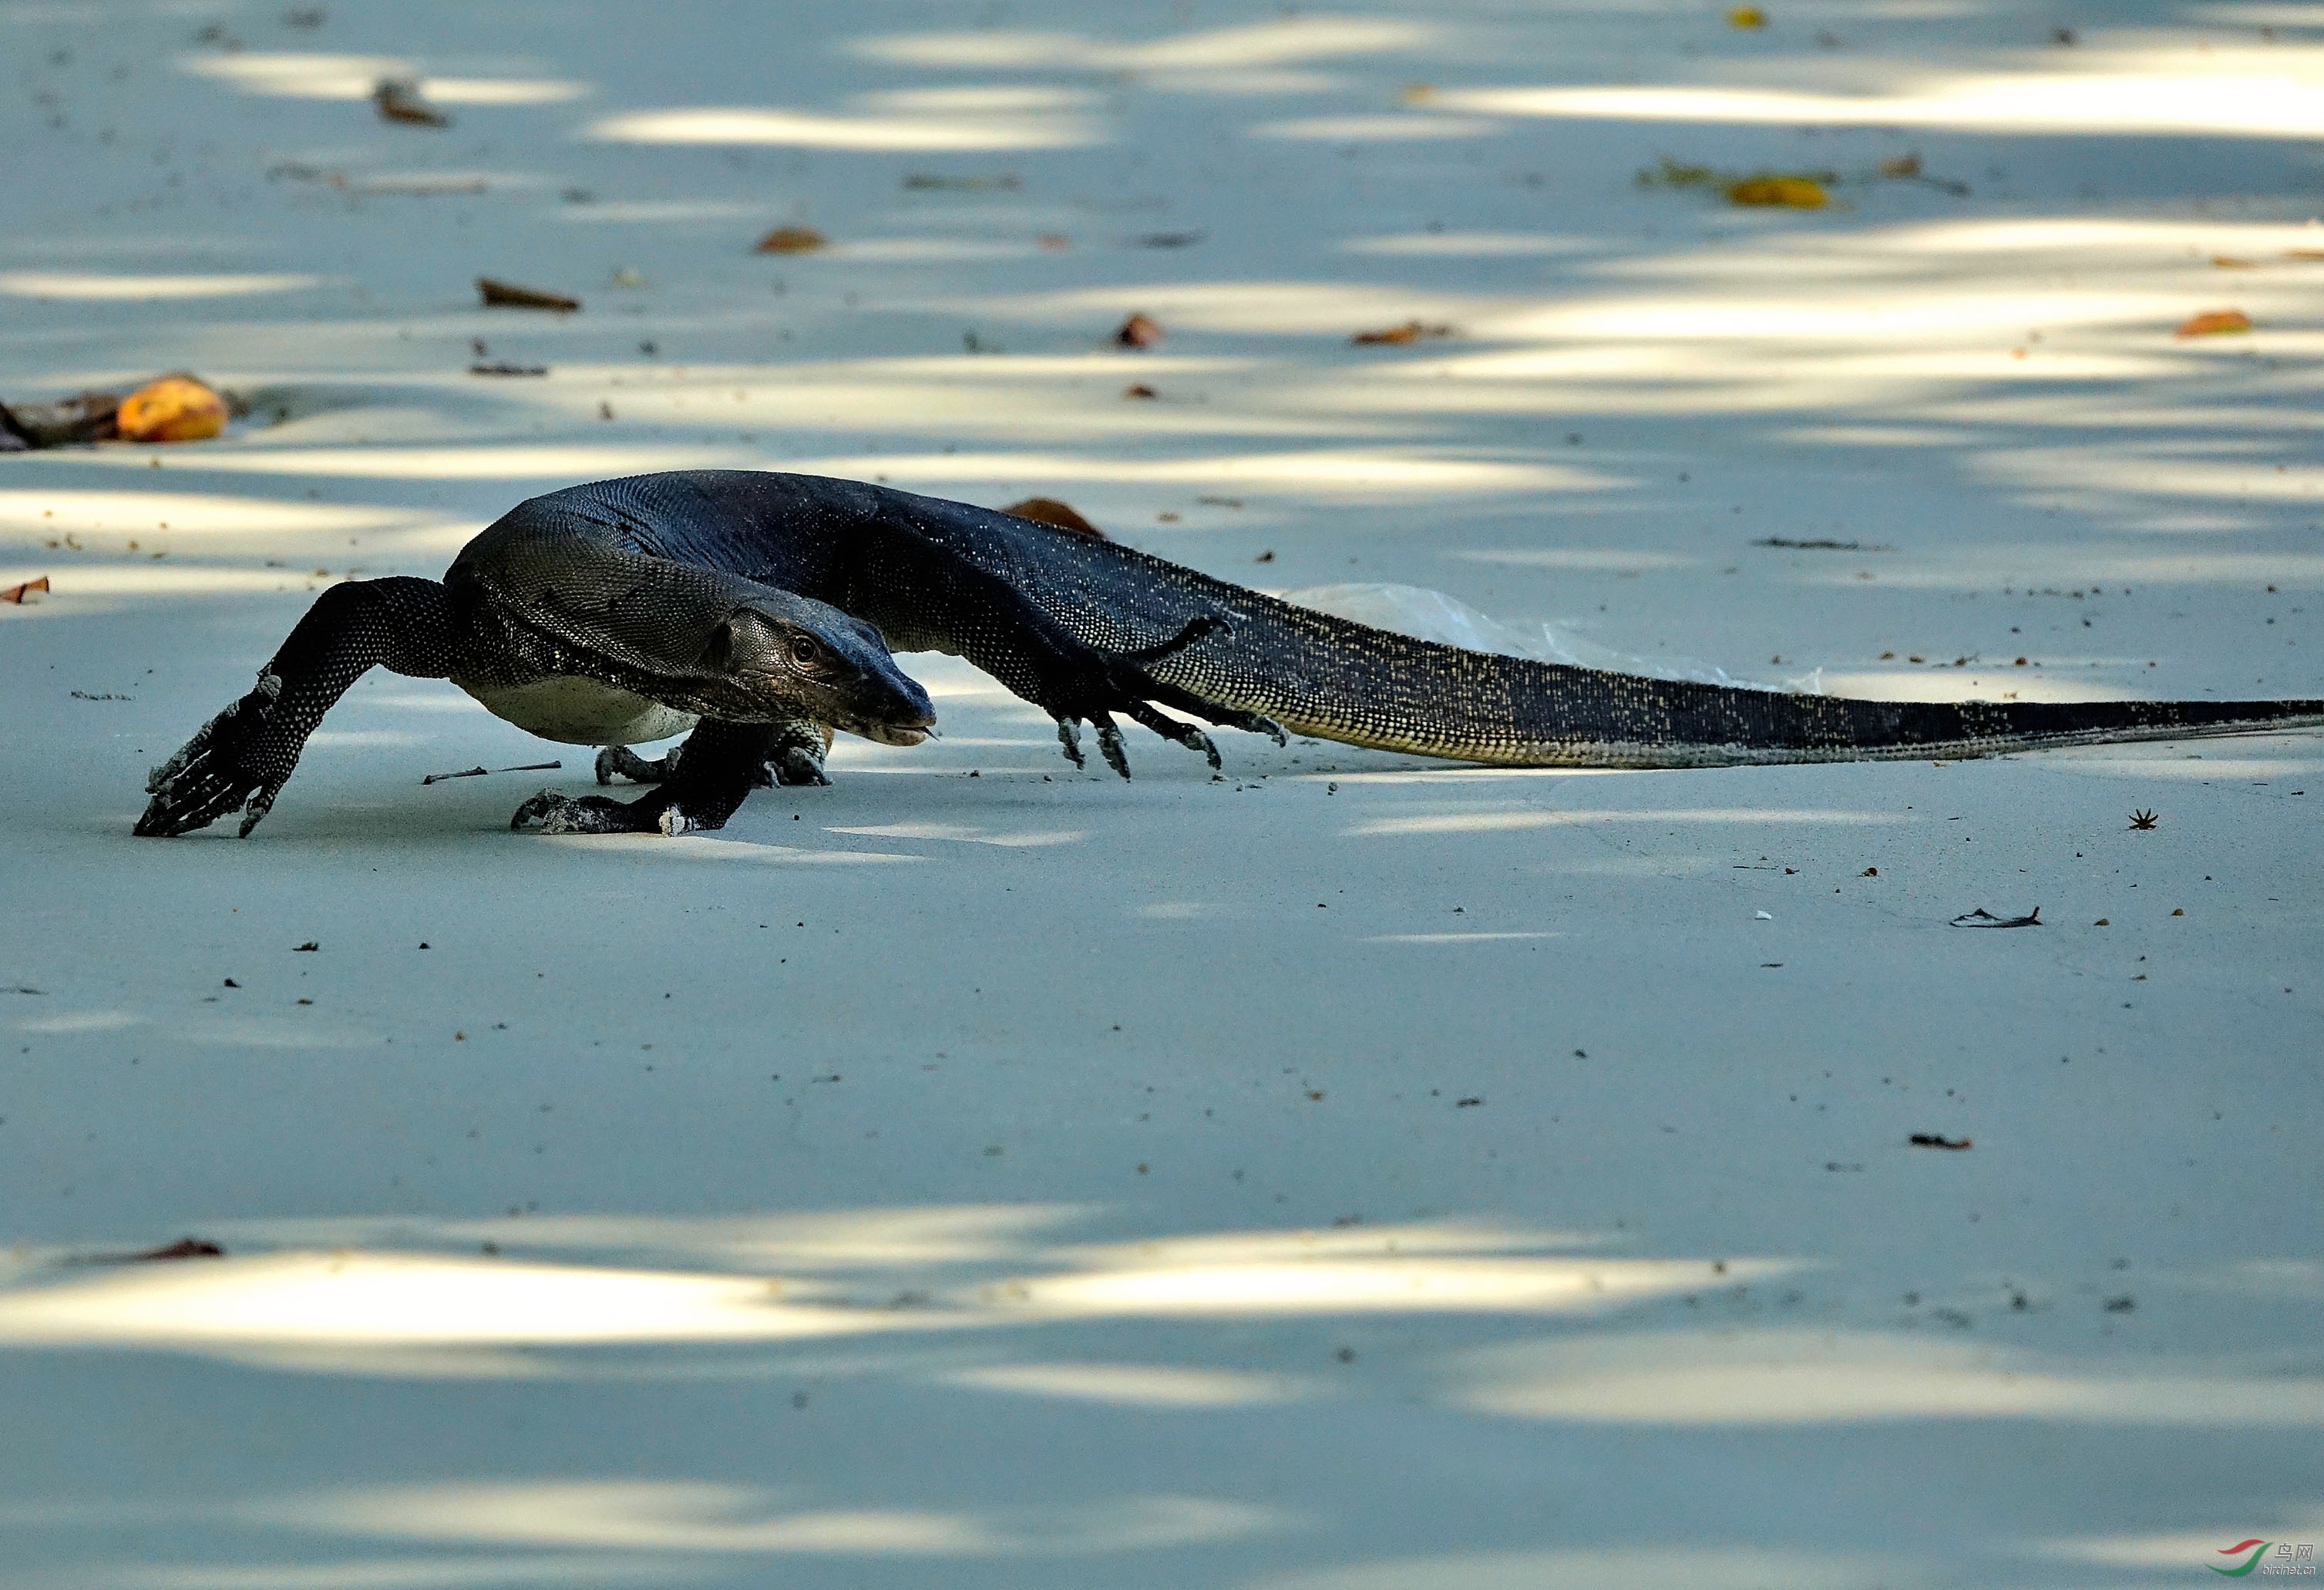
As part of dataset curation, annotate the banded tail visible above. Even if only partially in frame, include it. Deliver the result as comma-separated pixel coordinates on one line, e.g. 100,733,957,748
1115,556,2324,768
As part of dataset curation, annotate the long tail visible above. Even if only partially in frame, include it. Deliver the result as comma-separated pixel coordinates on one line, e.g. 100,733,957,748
913,495,2324,768
1160,588,2324,765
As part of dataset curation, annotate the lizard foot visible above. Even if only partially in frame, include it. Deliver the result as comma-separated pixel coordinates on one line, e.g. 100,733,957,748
510,788,715,835
135,679,295,838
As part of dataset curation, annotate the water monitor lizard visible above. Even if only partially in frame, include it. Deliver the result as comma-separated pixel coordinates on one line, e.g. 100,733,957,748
134,469,2324,838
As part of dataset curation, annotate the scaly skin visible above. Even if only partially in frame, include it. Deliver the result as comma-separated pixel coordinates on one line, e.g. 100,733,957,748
136,470,2324,837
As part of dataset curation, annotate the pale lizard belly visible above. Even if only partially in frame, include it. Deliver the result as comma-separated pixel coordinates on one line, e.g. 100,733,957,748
452,674,698,747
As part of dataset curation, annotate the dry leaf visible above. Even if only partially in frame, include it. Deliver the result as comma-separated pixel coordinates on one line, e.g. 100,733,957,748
372,79,448,127
1728,175,1826,207
116,377,227,443
2175,308,2252,337
1878,153,1922,179
469,362,548,377
1352,321,1455,345
2,576,50,604
1400,82,1436,103
478,277,580,311
2289,249,2324,261
1115,313,1165,348
1727,5,1767,26
2211,255,2257,268
1001,497,1105,539
755,226,827,254
1122,383,1158,399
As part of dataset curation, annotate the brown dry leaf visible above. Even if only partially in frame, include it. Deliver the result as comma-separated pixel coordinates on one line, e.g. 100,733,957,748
478,277,580,311
1001,497,1105,539
1728,175,1826,207
2175,308,2252,337
2,576,50,604
755,226,827,254
2285,249,2324,261
1878,153,1922,179
2211,255,2258,268
116,377,227,443
1400,82,1436,103
1352,321,1455,345
1728,5,1767,25
372,79,449,127
1122,383,1158,399
1115,313,1165,348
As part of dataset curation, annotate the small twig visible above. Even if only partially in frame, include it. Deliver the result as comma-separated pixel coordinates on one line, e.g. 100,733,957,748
422,760,560,785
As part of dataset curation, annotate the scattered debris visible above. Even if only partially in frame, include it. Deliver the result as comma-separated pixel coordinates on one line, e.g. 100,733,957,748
2175,308,2251,337
1949,906,2041,928
2053,25,2077,45
1001,497,1105,539
755,226,827,254
1129,230,1206,249
1455,1096,1483,1108
903,173,1020,191
2103,1293,2135,1313
373,78,449,127
1352,321,1455,346
1877,153,1972,197
1197,495,1244,508
1636,157,1836,207
1728,5,1766,25
609,267,647,288
1909,1134,1973,1150
1115,313,1165,348
422,761,562,785
1038,233,1071,251
469,362,548,377
1754,536,1885,551
1860,867,1878,876
2094,918,2110,926
1123,383,1158,399
2127,808,2158,830
2211,255,2257,269
478,277,580,312
1401,82,1435,103
2,577,49,604
292,941,318,952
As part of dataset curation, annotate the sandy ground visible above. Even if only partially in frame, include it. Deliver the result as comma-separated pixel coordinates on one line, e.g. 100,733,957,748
3,1,2322,1585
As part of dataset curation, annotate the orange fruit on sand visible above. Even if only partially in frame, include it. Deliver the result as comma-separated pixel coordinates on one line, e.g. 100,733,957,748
116,377,227,443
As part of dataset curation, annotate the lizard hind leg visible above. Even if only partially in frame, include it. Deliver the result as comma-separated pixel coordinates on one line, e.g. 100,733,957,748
516,720,782,837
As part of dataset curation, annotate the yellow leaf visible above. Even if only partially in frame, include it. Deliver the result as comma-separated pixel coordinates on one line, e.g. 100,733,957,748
1727,175,1825,207
1728,5,1767,25
2174,308,2252,336
116,377,227,443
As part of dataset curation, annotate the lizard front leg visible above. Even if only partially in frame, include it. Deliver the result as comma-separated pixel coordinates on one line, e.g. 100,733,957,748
515,719,783,835
136,577,459,837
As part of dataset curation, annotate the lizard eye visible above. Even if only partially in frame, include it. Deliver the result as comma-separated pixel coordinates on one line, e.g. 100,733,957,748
785,634,825,671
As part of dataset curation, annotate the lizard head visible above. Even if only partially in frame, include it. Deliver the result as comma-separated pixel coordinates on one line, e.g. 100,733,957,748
699,597,935,745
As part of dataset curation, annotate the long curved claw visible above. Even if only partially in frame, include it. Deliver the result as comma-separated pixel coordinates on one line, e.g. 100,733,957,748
1055,718,1085,770
1094,717,1131,779
1121,700,1221,769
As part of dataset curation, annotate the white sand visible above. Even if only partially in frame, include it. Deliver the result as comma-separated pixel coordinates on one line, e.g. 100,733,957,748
3,2,2322,1584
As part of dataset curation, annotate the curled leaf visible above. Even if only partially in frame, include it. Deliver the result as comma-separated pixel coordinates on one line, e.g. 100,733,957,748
116,377,227,443
478,277,580,311
2,576,50,604
1352,321,1455,346
1001,497,1105,539
1115,312,1165,348
755,226,827,254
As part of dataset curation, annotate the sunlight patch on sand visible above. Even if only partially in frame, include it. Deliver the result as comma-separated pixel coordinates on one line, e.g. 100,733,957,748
1444,1329,2324,1425
588,89,1104,151
0,271,323,301
180,53,588,104
1350,809,1911,837
945,1361,1313,1408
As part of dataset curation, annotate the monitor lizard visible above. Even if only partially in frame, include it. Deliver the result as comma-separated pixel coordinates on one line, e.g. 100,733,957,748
134,470,2324,838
